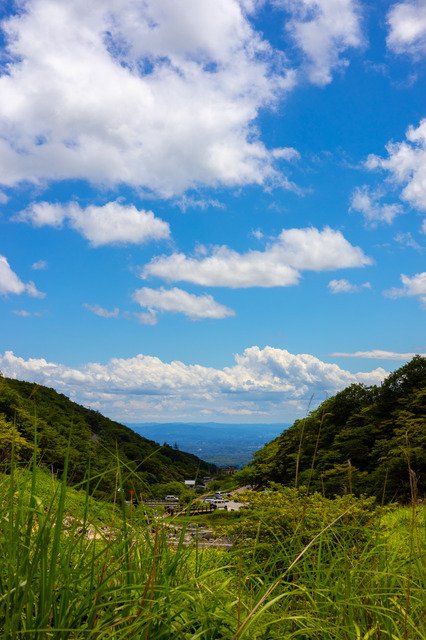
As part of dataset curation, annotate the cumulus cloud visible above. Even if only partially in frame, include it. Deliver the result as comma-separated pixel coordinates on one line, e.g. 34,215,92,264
0,0,298,196
384,271,426,306
0,255,45,298
350,186,404,226
330,349,425,359
17,201,170,247
276,0,364,85
0,347,388,421
366,119,426,212
328,278,370,293
142,226,372,288
387,0,426,55
84,303,120,318
143,246,299,288
133,287,235,320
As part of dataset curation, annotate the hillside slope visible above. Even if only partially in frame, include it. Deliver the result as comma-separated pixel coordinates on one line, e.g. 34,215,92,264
247,356,426,502
0,375,216,497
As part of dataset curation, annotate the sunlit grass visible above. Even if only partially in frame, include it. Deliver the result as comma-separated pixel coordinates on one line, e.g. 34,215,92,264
1,454,425,639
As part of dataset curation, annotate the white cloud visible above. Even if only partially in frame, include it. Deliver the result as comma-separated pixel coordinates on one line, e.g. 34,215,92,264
271,146,300,160
11,309,43,317
330,349,425,359
0,0,298,196
12,310,32,317
0,255,45,298
17,203,66,228
142,226,372,288
142,245,300,288
18,201,170,247
133,287,235,320
395,231,422,249
0,347,388,422
276,0,364,85
366,119,426,211
84,303,120,318
26,280,46,299
387,0,426,55
0,191,9,204
32,259,48,270
274,226,371,270
328,278,370,293
174,196,225,213
133,311,159,326
350,186,404,226
384,271,426,306
0,256,26,296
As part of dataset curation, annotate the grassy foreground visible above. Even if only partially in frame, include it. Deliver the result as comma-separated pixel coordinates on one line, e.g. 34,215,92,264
1,461,425,639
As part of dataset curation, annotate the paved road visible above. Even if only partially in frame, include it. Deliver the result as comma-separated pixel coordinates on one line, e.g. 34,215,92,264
223,500,246,511
233,485,252,493
213,497,248,511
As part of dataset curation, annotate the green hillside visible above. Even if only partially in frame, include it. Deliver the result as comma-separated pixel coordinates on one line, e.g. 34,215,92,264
1,369,425,638
245,356,426,502
0,374,216,497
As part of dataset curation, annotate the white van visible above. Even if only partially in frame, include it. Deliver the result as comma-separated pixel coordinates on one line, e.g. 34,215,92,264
204,498,226,506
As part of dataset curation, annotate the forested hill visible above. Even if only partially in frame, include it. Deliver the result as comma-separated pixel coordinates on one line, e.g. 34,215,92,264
248,356,426,502
0,375,216,497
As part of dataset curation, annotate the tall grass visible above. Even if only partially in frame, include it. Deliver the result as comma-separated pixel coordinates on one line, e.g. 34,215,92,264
1,454,425,637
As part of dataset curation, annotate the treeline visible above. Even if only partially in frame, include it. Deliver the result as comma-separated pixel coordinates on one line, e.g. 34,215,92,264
247,356,426,502
0,375,216,497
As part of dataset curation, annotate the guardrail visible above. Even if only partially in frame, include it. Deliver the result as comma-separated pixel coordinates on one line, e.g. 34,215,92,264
171,503,217,517
144,501,218,516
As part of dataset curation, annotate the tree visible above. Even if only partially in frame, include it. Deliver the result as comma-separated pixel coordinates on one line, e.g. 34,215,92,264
0,414,33,466
248,357,426,502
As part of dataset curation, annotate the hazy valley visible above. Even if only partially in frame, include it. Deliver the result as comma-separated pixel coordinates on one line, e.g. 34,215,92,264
127,422,288,466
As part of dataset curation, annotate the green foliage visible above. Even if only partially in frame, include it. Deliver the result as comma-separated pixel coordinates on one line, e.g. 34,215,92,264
1,455,425,639
249,357,426,501
0,376,216,496
2,367,425,638
206,480,221,491
149,480,190,499
224,486,378,546
0,413,33,464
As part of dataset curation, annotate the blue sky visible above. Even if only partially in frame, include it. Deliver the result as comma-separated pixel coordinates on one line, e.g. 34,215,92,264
1,0,426,424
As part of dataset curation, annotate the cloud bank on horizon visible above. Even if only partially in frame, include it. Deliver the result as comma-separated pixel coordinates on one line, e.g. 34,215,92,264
1,0,426,423
0,347,388,422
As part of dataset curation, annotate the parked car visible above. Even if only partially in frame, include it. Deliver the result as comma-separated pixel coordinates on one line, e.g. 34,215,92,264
204,497,226,505
164,495,179,502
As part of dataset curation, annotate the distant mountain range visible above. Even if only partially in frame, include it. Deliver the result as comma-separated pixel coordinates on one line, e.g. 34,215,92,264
126,422,288,467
